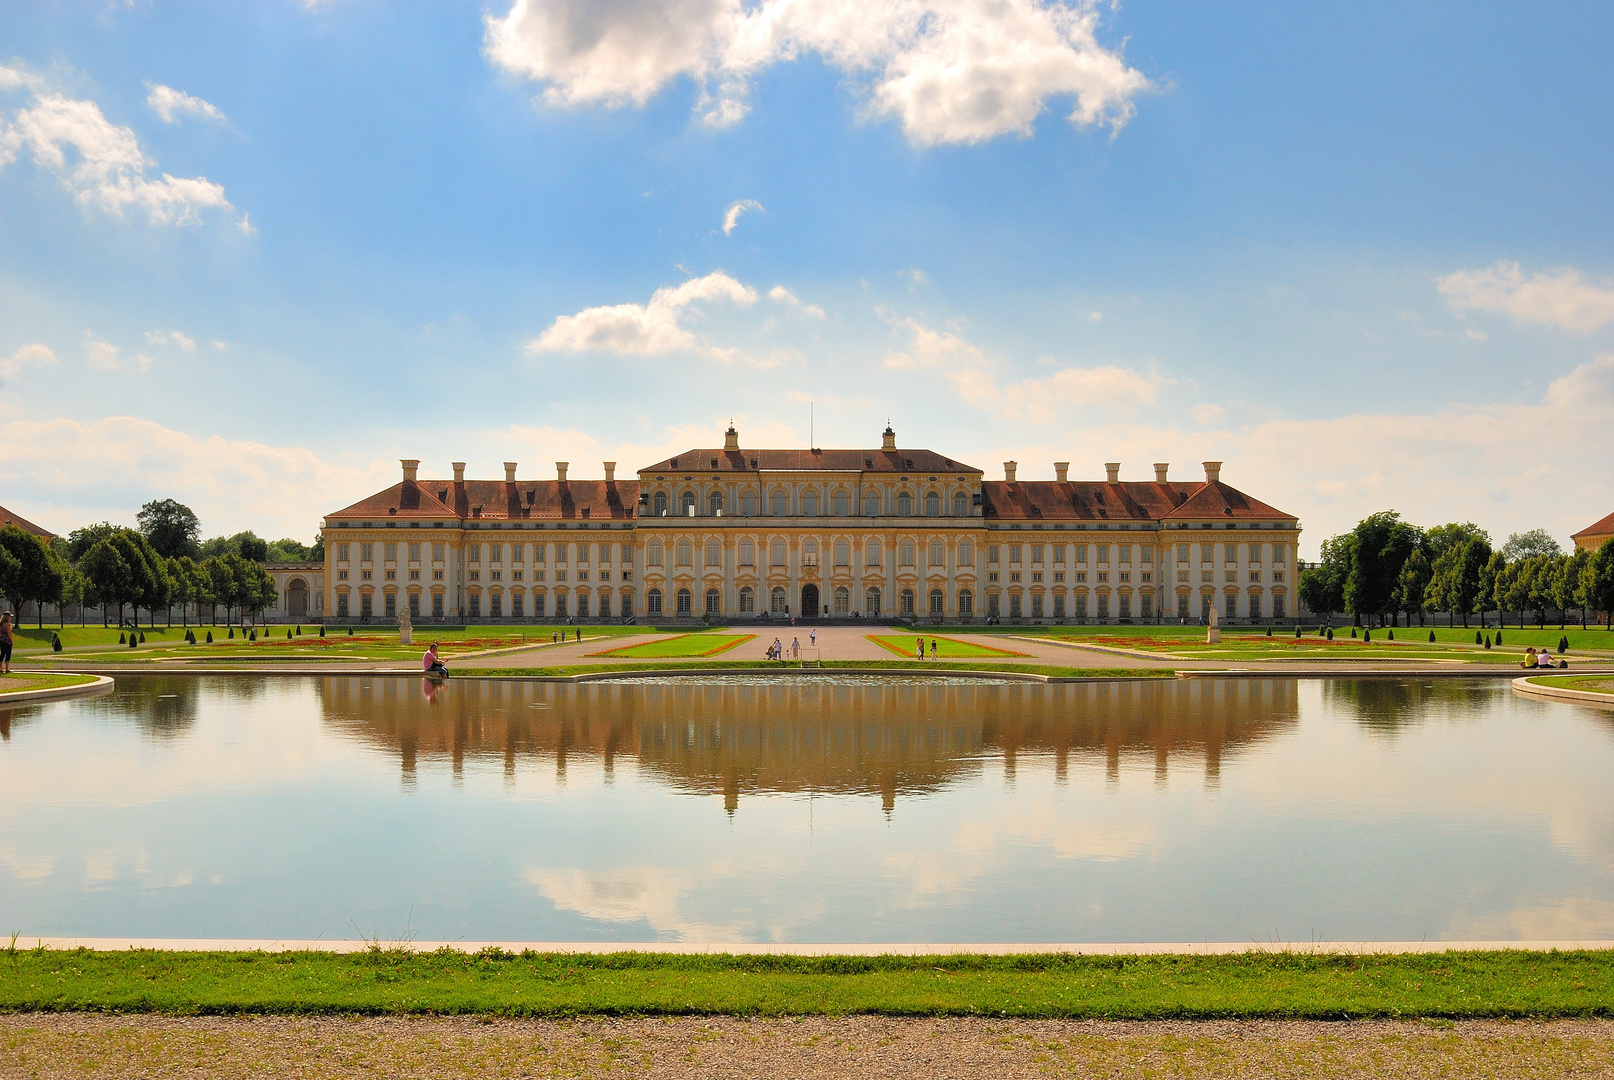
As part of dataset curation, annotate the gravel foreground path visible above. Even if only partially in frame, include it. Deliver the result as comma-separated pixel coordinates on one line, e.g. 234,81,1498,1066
4,1015,1614,1079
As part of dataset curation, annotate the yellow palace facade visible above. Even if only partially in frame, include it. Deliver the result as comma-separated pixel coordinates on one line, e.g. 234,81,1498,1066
321,425,1301,624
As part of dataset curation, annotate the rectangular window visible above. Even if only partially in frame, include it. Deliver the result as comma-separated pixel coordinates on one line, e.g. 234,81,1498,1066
555,594,568,617
512,594,524,617
1031,594,1044,618
385,570,396,581
1009,544,1022,564
1141,571,1151,583
1097,545,1109,564
1119,594,1131,619
578,544,589,563
409,570,419,580
432,543,444,563
1177,544,1189,564
468,594,480,617
533,593,546,617
988,544,1000,564
491,571,501,581
1141,592,1153,618
1201,543,1214,563
1249,571,1261,582
1053,571,1064,583
1030,544,1044,564
360,542,373,562
534,544,547,563
1226,570,1237,582
433,570,443,580
361,570,372,580
468,544,480,563
987,593,1000,617
385,542,397,562
432,594,443,617
1053,545,1065,564
468,570,479,581
337,543,350,562
1076,571,1087,583
988,572,999,582
556,544,568,564
491,544,502,563
1031,572,1043,582
409,542,421,563
599,544,611,564
1274,544,1287,565
1053,594,1065,617
1226,594,1237,620
1225,544,1238,564
1119,572,1129,582
512,544,523,563
1274,594,1286,618
1248,543,1261,563
338,570,348,580
1142,547,1153,565
1097,571,1109,583
1097,594,1109,619
620,543,633,564
1076,594,1087,617
1119,545,1131,565
490,594,502,617
1009,594,1022,617
1076,545,1088,564
1202,570,1212,582
1010,571,1022,583
513,570,523,581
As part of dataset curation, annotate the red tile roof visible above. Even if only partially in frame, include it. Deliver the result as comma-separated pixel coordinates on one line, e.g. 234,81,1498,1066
1572,511,1614,540
640,448,978,474
981,480,1295,523
327,479,639,522
0,503,53,538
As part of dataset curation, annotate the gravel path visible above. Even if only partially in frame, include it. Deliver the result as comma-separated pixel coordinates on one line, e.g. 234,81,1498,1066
5,1015,1613,1079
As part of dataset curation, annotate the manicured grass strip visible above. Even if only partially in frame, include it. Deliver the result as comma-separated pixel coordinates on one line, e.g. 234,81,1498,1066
469,661,1173,679
867,635,1029,659
0,672,99,694
1,949,1611,1018
1530,675,1614,695
585,634,755,659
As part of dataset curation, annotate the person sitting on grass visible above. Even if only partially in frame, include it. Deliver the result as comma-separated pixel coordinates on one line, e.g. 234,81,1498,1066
1522,647,1538,669
422,642,449,679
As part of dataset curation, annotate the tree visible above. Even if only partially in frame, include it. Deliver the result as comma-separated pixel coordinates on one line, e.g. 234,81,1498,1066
58,565,86,627
1300,533,1351,621
1344,512,1422,626
167,556,195,626
1424,522,1490,563
1428,537,1490,628
0,525,64,626
1395,548,1432,626
243,564,278,623
66,521,123,561
1478,551,1505,627
1547,554,1577,629
136,498,202,559
205,555,241,624
1567,549,1593,628
80,540,137,626
1501,529,1563,562
1582,543,1614,630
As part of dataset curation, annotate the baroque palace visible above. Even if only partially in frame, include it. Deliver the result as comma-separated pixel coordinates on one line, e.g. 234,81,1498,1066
319,425,1301,624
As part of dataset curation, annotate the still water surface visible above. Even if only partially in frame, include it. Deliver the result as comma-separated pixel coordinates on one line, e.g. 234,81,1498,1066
2,674,1612,943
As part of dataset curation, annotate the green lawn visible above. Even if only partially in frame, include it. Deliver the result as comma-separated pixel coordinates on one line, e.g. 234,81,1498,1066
586,634,755,659
868,634,1029,659
16,624,644,654
0,672,99,694
1,948,1611,1019
471,661,1173,679
1529,675,1614,695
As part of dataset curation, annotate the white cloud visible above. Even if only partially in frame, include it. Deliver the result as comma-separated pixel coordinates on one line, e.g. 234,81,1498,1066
883,316,986,369
898,267,928,286
0,88,244,228
0,415,395,540
1192,402,1225,424
85,337,121,371
0,65,43,93
721,198,761,235
144,83,227,125
1438,261,1614,333
0,343,56,383
526,271,758,356
767,284,826,319
145,329,196,351
485,0,1151,145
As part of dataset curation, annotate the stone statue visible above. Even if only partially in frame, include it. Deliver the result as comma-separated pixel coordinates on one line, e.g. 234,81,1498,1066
1206,604,1220,644
398,598,413,645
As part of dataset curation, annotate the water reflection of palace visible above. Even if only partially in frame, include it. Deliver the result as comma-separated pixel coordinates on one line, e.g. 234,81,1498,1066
319,676,1300,812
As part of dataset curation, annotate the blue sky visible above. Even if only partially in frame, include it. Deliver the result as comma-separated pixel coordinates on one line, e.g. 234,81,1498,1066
0,0,1610,553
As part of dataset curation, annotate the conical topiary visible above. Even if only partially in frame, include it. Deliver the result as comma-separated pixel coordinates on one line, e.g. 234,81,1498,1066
1266,627,1273,637
249,629,257,641
228,627,234,639
319,625,326,637
51,633,61,652
1429,631,1436,643
1559,635,1569,654
348,627,354,636
118,632,126,644
1363,629,1371,642
139,631,146,643
1351,627,1358,639
1387,629,1394,641
1496,630,1503,645
128,633,137,649
1475,630,1483,644
206,630,213,643
1484,635,1492,649
1326,627,1334,640
295,625,302,636
1294,626,1301,638
286,628,293,639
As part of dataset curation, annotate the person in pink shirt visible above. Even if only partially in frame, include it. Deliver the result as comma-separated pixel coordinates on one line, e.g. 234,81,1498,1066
422,642,448,678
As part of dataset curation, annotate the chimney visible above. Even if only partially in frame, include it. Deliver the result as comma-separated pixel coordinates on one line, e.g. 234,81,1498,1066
724,424,739,452
1105,462,1120,483
882,424,897,452
1054,462,1069,482
1003,461,1017,483
1203,461,1222,484
604,461,616,483
452,462,465,484
556,461,569,483
503,462,517,483
1154,462,1169,483
401,459,419,483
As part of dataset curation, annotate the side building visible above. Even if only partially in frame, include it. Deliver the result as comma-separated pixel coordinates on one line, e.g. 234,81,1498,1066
320,426,1301,624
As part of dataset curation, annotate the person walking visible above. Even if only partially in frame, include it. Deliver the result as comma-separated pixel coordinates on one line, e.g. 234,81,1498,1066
0,612,12,674
791,636,800,660
916,636,924,660
809,628,817,647
930,638,938,659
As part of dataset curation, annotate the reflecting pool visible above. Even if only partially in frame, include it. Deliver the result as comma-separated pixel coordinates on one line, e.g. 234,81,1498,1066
2,674,1613,943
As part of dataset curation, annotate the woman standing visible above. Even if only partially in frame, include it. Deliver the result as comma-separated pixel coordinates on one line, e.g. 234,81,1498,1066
0,612,13,674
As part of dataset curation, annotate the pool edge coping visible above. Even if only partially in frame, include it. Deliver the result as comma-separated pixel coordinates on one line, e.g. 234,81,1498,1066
0,674,113,704
1513,676,1614,708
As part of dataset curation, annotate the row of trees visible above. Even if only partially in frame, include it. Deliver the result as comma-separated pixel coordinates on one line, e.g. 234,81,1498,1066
116,497,321,563
1300,513,1614,628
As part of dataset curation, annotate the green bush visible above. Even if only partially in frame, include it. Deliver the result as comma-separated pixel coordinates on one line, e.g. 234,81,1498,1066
1484,635,1492,649
348,627,354,636
118,632,125,644
1429,631,1436,642
1386,629,1393,640
138,631,146,643
128,633,137,649
286,628,292,639
1350,627,1357,638
319,626,326,637
206,630,213,643
1475,630,1483,644
1363,629,1371,642
295,625,302,636
228,627,234,639
1496,630,1503,644
51,633,61,653
1559,636,1569,654
1294,626,1301,637
1326,627,1334,640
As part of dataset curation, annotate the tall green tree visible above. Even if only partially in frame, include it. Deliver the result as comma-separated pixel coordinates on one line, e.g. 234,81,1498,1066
1478,551,1505,627
1395,547,1433,626
1344,512,1422,626
1567,549,1592,628
1546,554,1576,629
137,498,202,559
0,525,64,627
166,556,195,627
65,521,122,561
1300,533,1351,621
80,539,137,626
1582,543,1614,631
1501,528,1563,562
1423,522,1491,563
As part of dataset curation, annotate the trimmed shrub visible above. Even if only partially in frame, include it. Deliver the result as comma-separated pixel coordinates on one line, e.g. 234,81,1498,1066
1485,635,1492,649
51,633,61,653
118,632,126,644
228,627,234,639
128,633,137,649
295,625,302,636
1266,627,1273,637
1475,631,1483,644
319,626,326,638
1350,627,1358,639
1387,629,1394,641
206,631,213,644
249,629,257,642
286,628,293,639
1363,629,1371,642
348,627,354,636
138,631,146,643
1326,627,1334,640
1496,630,1504,644
1559,636,1569,654
1429,631,1436,642
1294,626,1301,638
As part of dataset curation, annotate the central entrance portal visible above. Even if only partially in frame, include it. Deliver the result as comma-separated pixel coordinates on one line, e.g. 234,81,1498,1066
801,584,820,618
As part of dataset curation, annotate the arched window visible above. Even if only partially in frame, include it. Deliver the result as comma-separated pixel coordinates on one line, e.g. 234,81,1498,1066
803,538,819,566
597,592,610,618
647,588,663,615
676,539,692,567
802,491,819,516
900,588,915,615
833,586,850,614
959,539,974,567
770,586,787,613
928,538,944,567
647,540,664,567
865,586,881,614
953,492,968,517
676,588,692,615
897,492,913,516
771,490,788,516
620,589,633,616
739,586,754,612
705,539,721,567
575,592,589,618
771,538,786,566
653,491,668,516
900,539,916,567
958,589,973,616
833,491,849,516
925,492,940,516
739,538,755,566
834,538,850,566
865,539,882,567
929,589,944,616
681,491,696,516
741,491,758,516
863,491,881,516
705,588,721,615
708,492,724,516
